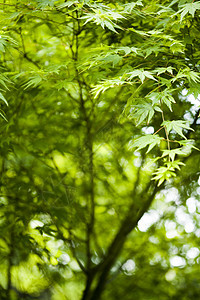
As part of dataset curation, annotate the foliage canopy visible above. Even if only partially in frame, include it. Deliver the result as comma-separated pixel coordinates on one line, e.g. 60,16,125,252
1,0,200,299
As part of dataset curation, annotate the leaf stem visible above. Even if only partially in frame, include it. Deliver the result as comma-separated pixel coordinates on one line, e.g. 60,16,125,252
160,101,170,160
153,126,165,135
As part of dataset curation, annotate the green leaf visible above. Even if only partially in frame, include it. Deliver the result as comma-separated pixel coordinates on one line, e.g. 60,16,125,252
0,92,8,106
114,46,138,56
0,37,6,52
178,2,200,22
162,120,194,139
152,161,185,185
92,77,131,98
127,69,157,83
171,68,200,83
144,45,161,57
0,35,18,52
81,6,125,32
103,20,118,33
0,73,12,90
124,1,143,13
148,89,176,111
130,101,162,125
23,74,43,90
36,0,57,9
102,54,122,66
170,41,184,54
130,134,162,153
56,1,79,9
154,67,174,75
188,82,200,98
162,148,186,162
0,109,8,121
178,139,199,151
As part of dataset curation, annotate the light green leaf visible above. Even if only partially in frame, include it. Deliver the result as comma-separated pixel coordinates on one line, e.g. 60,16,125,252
162,148,186,162
154,67,174,75
127,69,157,83
103,20,118,33
56,1,79,9
114,47,138,56
0,110,8,121
130,134,162,153
144,45,161,57
124,1,143,13
81,7,125,32
102,54,122,66
0,35,18,52
148,89,176,111
162,120,194,139
178,140,199,151
0,73,12,90
0,92,8,106
23,75,43,90
179,2,200,22
36,0,57,8
92,77,131,98
171,68,200,83
130,101,162,125
170,41,184,54
152,161,185,185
